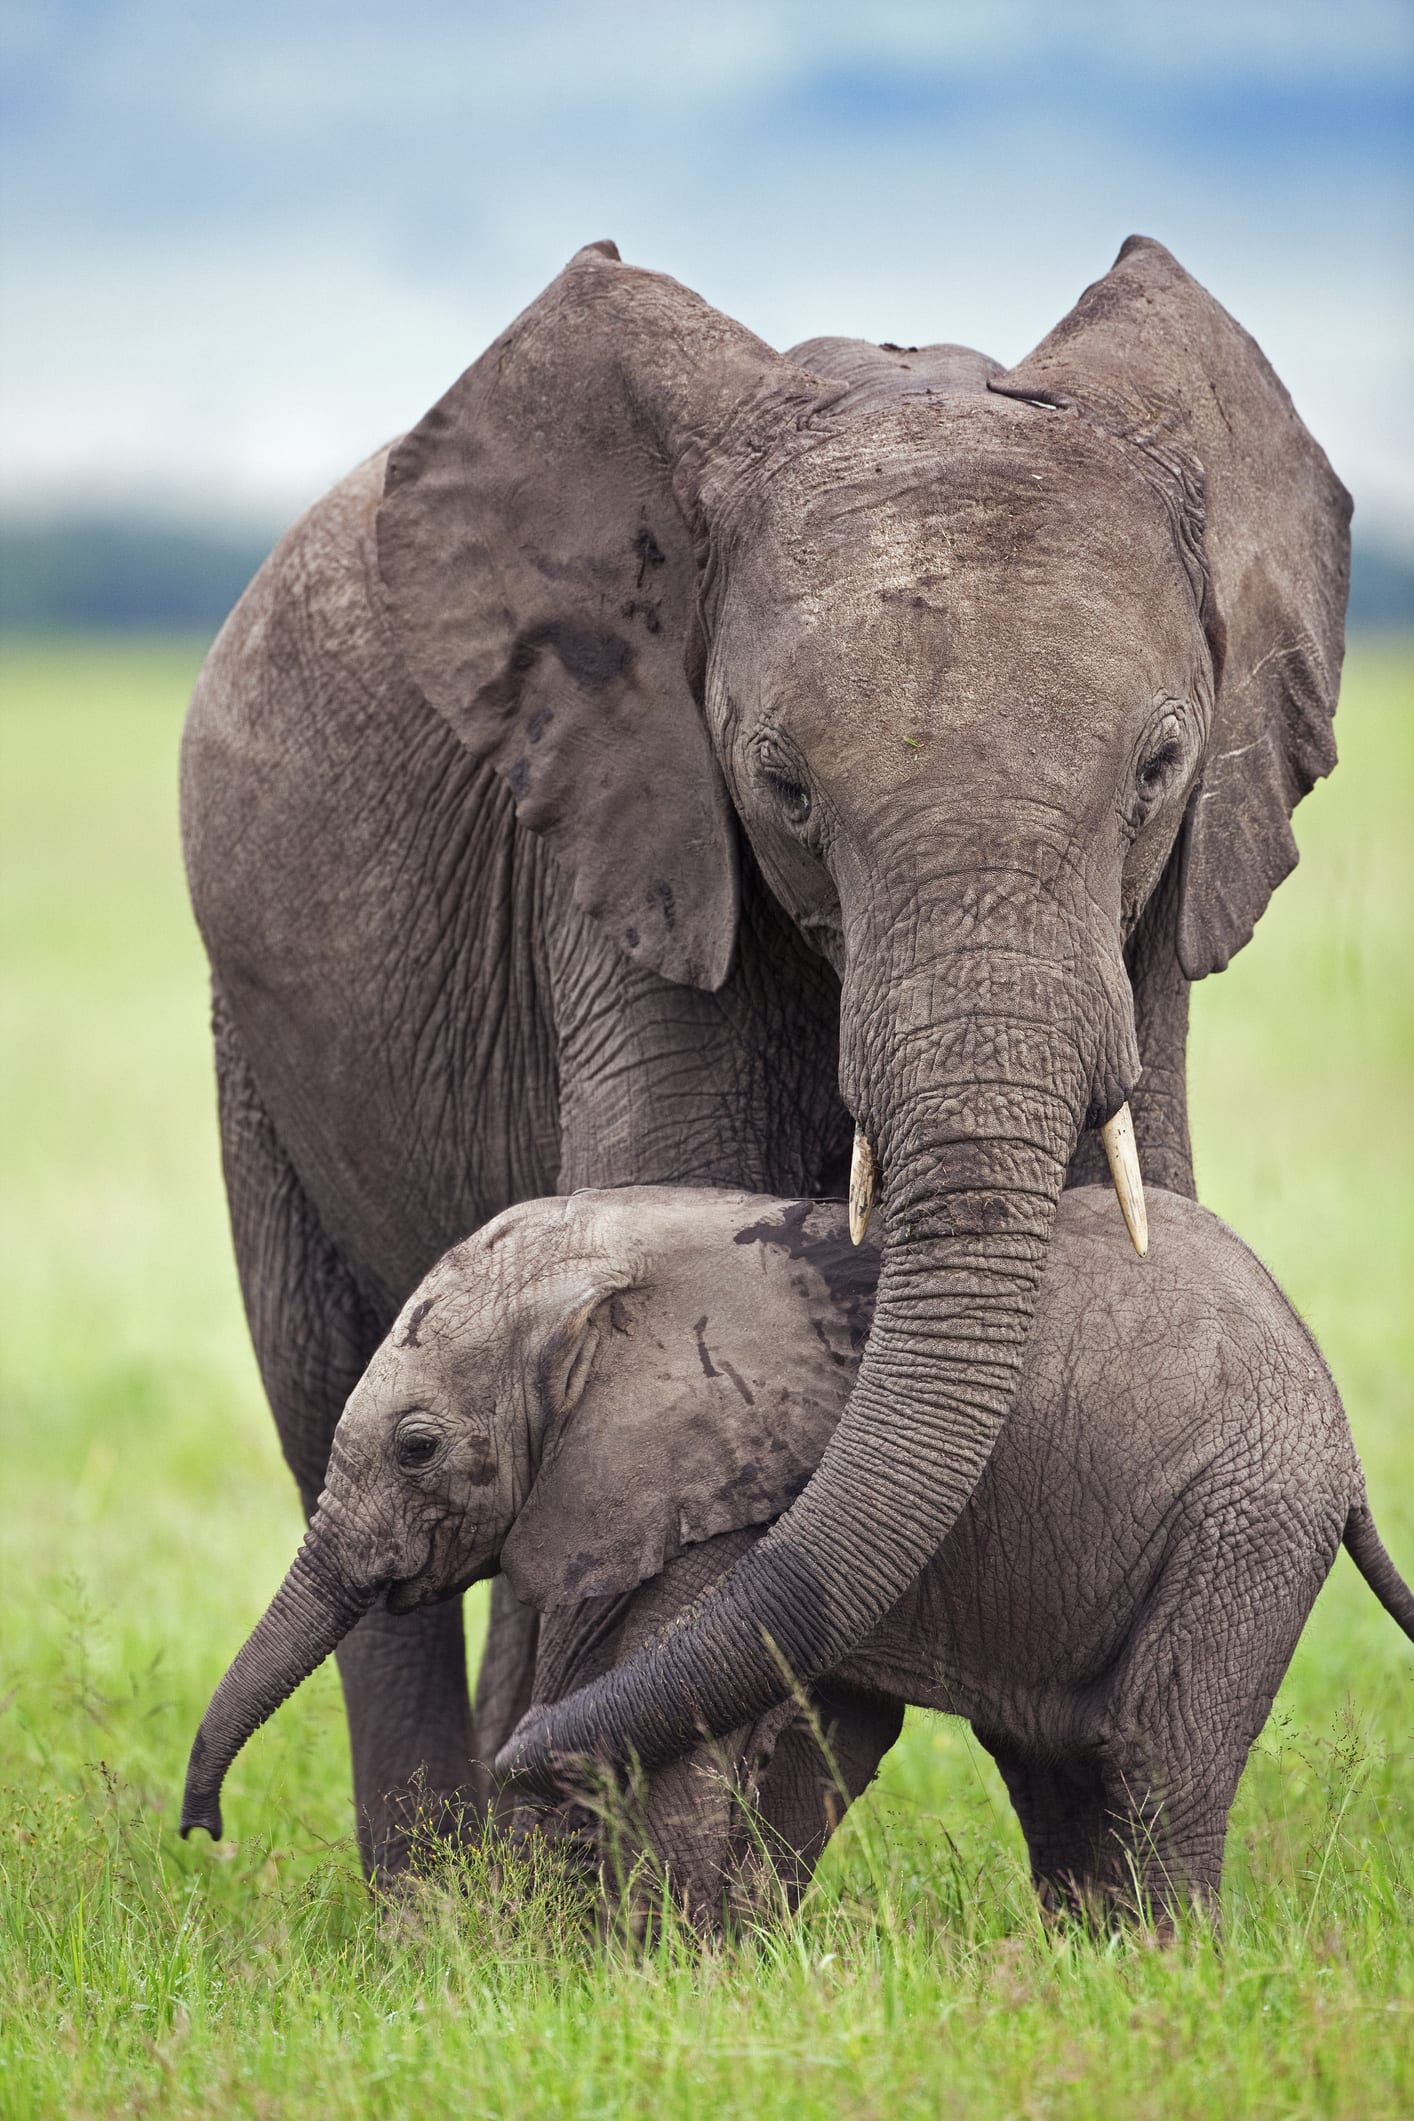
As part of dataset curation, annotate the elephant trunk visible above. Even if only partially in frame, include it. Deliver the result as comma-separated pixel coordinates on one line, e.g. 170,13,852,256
496,859,1136,1781
180,1522,374,1840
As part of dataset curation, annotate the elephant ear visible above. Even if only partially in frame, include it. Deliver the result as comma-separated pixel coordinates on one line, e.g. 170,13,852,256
377,240,813,991
499,1205,874,1611
990,235,1351,978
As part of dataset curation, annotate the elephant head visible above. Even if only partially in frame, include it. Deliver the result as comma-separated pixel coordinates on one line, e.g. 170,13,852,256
367,235,1347,1783
180,1189,874,1839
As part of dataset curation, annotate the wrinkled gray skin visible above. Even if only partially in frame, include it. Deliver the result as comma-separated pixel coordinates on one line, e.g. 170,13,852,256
182,1187,1412,1928
181,233,1350,1867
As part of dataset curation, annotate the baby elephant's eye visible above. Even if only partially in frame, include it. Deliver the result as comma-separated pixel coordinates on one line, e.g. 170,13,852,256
394,1420,443,1473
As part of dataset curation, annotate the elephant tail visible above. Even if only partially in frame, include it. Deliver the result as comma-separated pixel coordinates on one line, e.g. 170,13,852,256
1343,1503,1414,1641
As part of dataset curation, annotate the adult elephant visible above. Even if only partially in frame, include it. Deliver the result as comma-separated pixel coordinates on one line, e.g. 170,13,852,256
181,235,1348,1864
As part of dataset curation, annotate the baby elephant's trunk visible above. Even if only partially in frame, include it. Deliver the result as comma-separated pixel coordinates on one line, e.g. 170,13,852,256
180,1531,373,1840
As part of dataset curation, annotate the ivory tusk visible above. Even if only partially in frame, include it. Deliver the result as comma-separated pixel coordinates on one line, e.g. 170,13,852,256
848,1128,878,1246
1100,1102,1148,1258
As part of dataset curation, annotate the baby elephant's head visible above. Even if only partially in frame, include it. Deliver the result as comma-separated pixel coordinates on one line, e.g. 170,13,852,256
327,1201,631,1618
180,1187,874,1840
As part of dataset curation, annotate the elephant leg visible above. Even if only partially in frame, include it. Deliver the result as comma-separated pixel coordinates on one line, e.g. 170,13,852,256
978,1738,1116,1922
514,1538,785,1930
331,1603,480,1874
214,986,478,1875
982,1735,1229,1935
1095,1755,1228,1935
525,1537,901,1929
518,1555,750,1926
472,1577,541,1817
746,1680,904,1911
1093,1481,1343,1936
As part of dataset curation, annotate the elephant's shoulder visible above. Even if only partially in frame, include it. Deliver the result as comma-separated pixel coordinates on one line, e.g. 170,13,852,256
184,446,422,774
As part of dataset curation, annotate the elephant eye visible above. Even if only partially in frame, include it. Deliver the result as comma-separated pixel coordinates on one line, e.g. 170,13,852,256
1137,736,1183,798
756,741,813,826
394,1421,443,1473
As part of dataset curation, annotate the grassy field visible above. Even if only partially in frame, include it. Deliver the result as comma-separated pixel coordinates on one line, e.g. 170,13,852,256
1,635,1410,2119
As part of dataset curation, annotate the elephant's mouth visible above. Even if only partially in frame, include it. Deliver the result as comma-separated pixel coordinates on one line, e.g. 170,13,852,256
383,1559,494,1615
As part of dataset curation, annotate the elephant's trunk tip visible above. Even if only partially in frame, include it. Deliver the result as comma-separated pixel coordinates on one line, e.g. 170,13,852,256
179,1729,224,1840
179,1796,223,1842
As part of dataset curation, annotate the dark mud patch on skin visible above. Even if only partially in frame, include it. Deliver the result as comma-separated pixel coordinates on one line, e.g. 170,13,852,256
649,878,676,931
810,1307,863,1366
734,1199,815,1257
692,1318,755,1404
398,1297,434,1348
716,1459,763,1503
733,1201,881,1320
718,1359,756,1407
474,618,636,720
633,524,666,586
693,1316,718,1379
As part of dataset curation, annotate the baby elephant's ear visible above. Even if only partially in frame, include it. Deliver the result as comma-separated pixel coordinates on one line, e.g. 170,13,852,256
499,1249,864,1611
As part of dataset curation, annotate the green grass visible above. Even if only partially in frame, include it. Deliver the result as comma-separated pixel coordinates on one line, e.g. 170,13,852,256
1,634,1411,2119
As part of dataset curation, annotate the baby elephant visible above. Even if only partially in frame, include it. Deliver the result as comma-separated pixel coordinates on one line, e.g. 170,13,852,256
182,1186,1413,1927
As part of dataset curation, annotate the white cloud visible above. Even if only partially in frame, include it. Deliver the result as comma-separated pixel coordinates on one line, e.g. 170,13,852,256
2,1,1409,536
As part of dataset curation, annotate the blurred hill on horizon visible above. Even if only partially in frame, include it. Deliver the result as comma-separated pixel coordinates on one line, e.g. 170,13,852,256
3,514,1411,636
0,519,275,636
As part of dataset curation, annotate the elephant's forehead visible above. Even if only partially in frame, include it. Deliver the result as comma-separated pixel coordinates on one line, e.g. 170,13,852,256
759,396,1173,566
386,1267,481,1353
357,1337,433,1403
733,399,1203,738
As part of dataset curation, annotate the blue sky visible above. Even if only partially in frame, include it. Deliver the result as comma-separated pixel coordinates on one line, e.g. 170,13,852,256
3,1,1411,543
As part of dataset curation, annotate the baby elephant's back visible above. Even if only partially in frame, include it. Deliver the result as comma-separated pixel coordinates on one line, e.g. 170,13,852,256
849,1187,1355,1714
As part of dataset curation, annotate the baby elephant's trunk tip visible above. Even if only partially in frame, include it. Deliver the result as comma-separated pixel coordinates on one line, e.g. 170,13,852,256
179,1730,224,1841
175,1532,373,1847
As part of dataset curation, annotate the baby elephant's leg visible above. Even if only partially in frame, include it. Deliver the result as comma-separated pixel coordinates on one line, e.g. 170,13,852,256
981,1736,1224,1935
473,1577,541,1819
615,1542,901,1926
977,1733,1227,1934
1018,1476,1348,1936
518,1547,761,1929
975,1738,1114,1922
635,1672,900,1928
749,1679,904,1911
1109,1474,1348,1934
524,1534,900,1930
